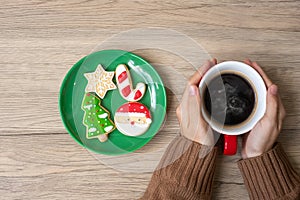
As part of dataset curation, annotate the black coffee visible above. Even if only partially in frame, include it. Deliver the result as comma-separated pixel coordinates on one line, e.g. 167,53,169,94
204,73,255,125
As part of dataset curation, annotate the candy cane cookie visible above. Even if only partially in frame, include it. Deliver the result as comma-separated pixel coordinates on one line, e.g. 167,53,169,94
115,64,146,101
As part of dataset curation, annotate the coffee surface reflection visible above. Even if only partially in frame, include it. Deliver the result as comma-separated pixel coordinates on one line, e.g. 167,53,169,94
204,74,255,125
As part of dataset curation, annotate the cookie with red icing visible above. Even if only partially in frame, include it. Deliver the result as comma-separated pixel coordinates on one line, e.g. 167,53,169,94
115,64,146,102
114,102,152,136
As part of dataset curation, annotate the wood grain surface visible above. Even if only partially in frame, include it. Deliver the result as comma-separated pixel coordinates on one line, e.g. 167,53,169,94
0,0,299,199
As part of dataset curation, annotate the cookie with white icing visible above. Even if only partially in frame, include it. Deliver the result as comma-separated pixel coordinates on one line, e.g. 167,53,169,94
114,102,152,137
82,93,115,142
115,64,146,102
84,64,117,99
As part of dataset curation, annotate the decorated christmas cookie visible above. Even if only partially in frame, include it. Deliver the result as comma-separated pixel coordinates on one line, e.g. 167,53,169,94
116,64,146,102
82,93,115,142
84,64,117,99
114,102,152,137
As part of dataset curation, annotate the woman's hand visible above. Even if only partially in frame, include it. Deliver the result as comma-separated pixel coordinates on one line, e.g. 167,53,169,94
242,60,286,159
176,59,217,146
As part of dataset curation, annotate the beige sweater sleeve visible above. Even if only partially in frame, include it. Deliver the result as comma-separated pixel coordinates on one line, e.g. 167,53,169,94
238,143,300,200
141,135,218,200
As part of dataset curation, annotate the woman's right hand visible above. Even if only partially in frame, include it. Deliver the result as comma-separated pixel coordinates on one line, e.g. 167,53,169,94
176,59,217,147
241,60,286,159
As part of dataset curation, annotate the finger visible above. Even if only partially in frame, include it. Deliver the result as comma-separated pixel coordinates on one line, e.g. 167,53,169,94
180,85,201,121
277,93,286,130
180,85,192,129
241,131,250,146
278,97,286,120
188,59,216,86
264,84,279,121
177,84,192,123
187,85,202,134
252,62,273,88
244,59,253,66
212,58,217,65
187,85,201,122
176,105,182,122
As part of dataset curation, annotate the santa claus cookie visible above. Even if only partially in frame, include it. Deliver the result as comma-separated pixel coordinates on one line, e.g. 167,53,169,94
114,102,152,137
115,64,146,102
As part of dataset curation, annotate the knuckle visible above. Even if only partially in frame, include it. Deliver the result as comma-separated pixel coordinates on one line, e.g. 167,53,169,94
176,106,181,116
276,125,281,133
273,98,279,107
266,116,276,125
282,109,286,119
278,124,283,132
188,78,194,85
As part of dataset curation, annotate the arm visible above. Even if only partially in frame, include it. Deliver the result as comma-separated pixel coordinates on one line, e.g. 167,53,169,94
142,136,218,200
238,143,300,200
141,59,219,200
239,60,300,199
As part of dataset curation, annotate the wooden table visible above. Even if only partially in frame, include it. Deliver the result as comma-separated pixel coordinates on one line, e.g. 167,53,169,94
1,0,299,199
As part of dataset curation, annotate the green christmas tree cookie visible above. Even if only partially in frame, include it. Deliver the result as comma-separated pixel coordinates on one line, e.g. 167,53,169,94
81,93,115,142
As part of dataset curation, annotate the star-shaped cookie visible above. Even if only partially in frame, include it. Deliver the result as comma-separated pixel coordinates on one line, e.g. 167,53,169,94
84,64,117,99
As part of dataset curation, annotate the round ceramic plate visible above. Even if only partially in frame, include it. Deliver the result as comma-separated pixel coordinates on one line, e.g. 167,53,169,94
59,50,167,155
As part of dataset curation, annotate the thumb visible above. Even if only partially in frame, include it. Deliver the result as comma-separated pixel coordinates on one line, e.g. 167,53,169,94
187,85,202,125
265,84,278,120
180,85,201,129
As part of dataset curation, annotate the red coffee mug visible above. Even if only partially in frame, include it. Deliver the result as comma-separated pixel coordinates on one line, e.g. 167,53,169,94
223,135,237,155
199,61,267,156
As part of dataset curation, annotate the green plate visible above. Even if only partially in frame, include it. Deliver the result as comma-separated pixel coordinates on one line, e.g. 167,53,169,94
59,50,167,155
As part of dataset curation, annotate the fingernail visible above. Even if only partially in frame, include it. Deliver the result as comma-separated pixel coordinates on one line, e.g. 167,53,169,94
270,85,278,95
189,86,196,96
213,58,217,64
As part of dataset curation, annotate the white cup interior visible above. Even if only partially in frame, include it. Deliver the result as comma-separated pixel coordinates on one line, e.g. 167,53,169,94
199,61,267,135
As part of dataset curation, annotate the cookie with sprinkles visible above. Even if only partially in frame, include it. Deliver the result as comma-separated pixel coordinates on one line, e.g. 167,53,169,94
81,93,115,142
114,102,152,137
84,64,117,99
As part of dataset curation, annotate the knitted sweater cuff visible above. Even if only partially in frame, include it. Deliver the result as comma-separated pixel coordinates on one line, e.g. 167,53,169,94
152,135,218,197
238,143,300,200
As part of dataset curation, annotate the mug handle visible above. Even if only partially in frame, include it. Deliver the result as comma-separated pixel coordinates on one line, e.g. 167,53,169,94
223,135,237,155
